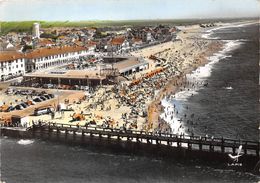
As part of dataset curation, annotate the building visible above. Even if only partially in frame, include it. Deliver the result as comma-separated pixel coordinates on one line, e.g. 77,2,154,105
25,46,89,72
33,23,40,39
22,56,149,88
0,51,25,81
131,29,154,43
103,56,149,76
23,69,107,88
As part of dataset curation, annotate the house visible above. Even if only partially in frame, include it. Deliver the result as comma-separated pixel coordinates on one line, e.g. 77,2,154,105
0,51,25,81
107,36,130,53
131,28,154,43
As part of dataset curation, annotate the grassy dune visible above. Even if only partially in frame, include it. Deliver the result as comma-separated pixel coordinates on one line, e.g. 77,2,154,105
0,18,255,35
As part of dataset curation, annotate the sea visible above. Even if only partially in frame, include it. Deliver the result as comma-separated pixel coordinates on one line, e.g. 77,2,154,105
161,22,259,141
1,22,260,183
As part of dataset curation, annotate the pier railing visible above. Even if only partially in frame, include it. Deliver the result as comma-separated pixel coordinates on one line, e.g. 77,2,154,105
30,122,259,157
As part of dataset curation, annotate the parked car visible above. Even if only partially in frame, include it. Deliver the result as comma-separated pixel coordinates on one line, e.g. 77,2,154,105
34,106,54,116
7,106,15,112
14,104,24,110
20,103,28,108
33,98,42,102
39,96,47,101
43,94,50,99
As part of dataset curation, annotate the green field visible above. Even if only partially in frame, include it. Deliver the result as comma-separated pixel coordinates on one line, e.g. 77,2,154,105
0,18,256,35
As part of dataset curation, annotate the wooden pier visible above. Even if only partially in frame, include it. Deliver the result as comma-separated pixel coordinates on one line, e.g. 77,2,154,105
29,122,259,157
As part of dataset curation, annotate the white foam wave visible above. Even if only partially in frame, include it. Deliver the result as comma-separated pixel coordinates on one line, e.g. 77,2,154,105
192,40,242,79
224,86,233,90
17,139,34,145
160,99,185,135
201,22,255,40
174,90,199,102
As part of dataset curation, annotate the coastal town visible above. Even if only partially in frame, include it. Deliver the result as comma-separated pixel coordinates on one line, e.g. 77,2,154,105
0,22,225,135
1,0,260,181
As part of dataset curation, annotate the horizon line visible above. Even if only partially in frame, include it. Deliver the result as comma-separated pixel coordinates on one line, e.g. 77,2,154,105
0,16,258,22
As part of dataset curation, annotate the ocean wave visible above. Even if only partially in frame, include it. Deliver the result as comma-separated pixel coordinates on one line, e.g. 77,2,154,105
160,99,185,135
224,86,233,90
17,139,34,145
201,22,255,40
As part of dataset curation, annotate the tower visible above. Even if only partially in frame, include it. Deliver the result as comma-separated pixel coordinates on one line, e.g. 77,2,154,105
32,23,40,38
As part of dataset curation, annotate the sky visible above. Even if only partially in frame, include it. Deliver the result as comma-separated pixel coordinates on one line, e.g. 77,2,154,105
0,0,259,21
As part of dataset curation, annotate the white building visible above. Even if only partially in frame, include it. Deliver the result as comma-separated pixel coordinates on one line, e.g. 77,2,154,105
0,51,25,81
25,46,89,72
33,23,40,39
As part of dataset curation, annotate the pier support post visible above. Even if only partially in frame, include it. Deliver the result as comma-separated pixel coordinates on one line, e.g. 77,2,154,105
209,141,214,152
56,128,60,137
177,137,180,147
232,145,236,154
65,129,68,139
257,142,260,157
136,137,140,143
167,140,171,146
244,142,247,155
221,138,225,153
81,131,85,141
40,126,44,137
188,142,192,150
199,143,202,151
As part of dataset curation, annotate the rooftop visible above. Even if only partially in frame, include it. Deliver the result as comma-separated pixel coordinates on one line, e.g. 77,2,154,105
25,46,87,59
113,58,148,73
0,51,25,62
24,69,106,80
110,36,125,45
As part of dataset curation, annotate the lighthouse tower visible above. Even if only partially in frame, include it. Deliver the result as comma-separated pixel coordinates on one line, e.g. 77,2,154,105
32,23,40,38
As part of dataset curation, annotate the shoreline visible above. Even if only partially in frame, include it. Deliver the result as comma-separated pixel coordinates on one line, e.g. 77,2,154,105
147,30,224,132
